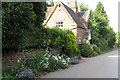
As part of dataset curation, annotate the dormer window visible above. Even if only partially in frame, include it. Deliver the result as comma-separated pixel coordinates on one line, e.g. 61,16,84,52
56,20,63,27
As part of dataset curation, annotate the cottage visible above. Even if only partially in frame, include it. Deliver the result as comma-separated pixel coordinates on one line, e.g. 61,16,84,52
44,0,91,44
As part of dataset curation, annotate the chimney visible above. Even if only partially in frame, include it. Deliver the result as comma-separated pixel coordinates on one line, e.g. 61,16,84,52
77,2,81,12
69,0,77,12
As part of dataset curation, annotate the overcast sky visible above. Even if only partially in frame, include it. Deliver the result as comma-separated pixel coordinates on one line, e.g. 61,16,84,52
53,0,119,32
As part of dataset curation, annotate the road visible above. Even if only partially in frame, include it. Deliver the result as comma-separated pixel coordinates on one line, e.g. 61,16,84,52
40,49,118,78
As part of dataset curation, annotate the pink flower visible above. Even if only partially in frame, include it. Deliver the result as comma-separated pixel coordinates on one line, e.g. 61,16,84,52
17,59,20,63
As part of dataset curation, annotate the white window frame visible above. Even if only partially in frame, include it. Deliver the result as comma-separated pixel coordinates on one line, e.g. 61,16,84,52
55,20,63,28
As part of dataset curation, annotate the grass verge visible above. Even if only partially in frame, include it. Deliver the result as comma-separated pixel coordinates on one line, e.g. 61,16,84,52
101,47,118,54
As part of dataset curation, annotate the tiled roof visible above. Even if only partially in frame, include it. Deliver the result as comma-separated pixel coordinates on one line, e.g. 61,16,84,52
77,10,91,22
61,2,87,29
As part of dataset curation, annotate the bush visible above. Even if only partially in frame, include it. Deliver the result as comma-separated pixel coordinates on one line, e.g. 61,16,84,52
25,50,50,73
92,44,101,55
97,38,108,51
26,48,70,73
62,33,78,56
78,43,94,57
38,27,78,56
2,74,16,80
48,54,69,71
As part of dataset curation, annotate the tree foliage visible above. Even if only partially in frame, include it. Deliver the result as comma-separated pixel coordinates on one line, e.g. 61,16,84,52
80,3,89,11
32,2,47,28
116,32,120,44
47,0,54,7
2,2,47,51
89,2,116,50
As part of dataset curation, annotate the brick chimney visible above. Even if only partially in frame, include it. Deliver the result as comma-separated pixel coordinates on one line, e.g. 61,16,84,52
69,0,77,12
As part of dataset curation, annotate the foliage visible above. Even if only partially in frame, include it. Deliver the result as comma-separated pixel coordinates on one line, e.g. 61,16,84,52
89,2,116,50
38,27,78,56
25,50,50,74
92,44,101,55
2,2,47,51
2,57,35,79
80,3,89,11
116,32,120,44
62,33,78,56
15,67,35,79
78,43,94,57
96,38,108,51
47,0,54,7
107,28,116,47
2,48,70,79
2,2,78,57
2,74,16,80
95,2,108,19
46,54,69,72
32,2,47,28
78,43,102,57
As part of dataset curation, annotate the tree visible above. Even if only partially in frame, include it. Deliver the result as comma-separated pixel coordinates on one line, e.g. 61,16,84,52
2,2,47,51
94,2,116,47
89,2,116,49
47,0,54,7
32,2,47,28
80,3,89,11
95,2,108,20
107,27,116,47
116,32,120,45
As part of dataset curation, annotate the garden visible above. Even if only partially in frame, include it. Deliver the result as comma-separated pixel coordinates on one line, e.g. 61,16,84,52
1,2,117,80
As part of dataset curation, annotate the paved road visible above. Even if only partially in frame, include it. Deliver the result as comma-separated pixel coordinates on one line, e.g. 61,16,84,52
41,49,118,78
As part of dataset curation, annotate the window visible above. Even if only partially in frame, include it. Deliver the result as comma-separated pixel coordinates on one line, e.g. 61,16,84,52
56,21,63,27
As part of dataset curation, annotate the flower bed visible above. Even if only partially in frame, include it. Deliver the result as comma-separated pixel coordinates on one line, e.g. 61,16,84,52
2,48,70,79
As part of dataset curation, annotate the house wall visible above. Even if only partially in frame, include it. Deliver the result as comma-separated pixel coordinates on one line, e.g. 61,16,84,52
45,4,86,44
46,4,77,32
76,27,85,44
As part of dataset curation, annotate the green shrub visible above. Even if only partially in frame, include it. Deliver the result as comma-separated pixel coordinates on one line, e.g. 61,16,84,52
78,43,94,57
38,27,78,56
2,74,16,80
62,34,78,56
97,38,108,51
92,44,101,55
25,50,50,73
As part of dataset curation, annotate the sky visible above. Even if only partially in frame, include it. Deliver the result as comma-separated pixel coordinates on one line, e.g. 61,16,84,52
52,0,119,32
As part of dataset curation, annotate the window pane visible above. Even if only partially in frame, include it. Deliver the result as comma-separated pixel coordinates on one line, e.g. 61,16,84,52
58,22,60,24
56,21,63,27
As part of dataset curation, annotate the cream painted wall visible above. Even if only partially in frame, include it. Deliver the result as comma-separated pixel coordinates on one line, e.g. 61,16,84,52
45,3,86,44
46,4,77,30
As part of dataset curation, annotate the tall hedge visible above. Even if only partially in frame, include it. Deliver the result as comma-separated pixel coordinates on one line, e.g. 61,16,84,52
2,2,47,51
